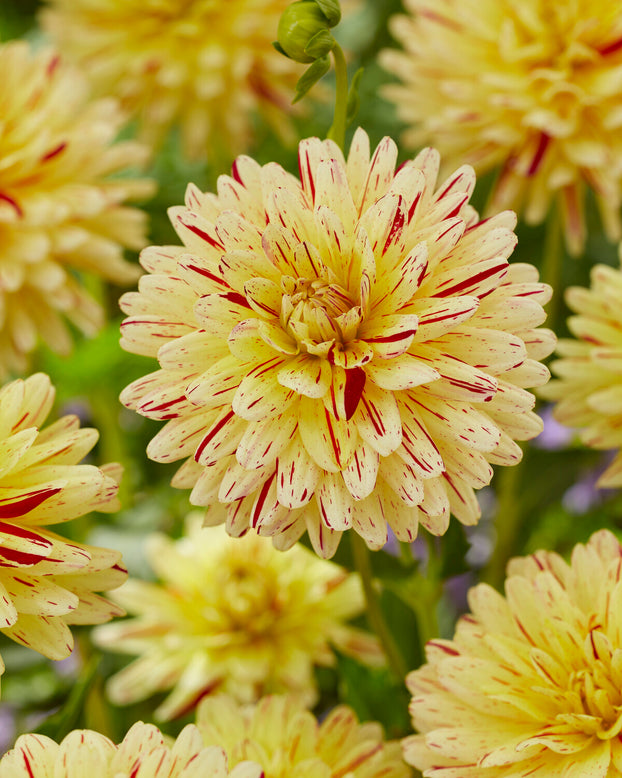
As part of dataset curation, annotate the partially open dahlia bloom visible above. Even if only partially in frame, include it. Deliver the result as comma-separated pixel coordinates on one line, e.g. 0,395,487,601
120,129,554,558
381,0,622,254
405,529,622,777
40,0,311,160
197,694,411,777
541,261,622,488
0,373,126,673
94,516,381,720
0,41,153,378
0,722,262,778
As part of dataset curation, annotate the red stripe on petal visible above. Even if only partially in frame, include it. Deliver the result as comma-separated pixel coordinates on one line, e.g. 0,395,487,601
527,133,550,177
343,367,366,420
195,409,235,462
41,142,67,162
0,488,61,518
0,192,23,218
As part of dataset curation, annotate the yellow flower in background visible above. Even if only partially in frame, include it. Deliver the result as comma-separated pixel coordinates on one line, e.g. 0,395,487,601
0,722,263,778
197,694,411,777
381,0,622,254
40,0,312,160
94,515,381,721
404,530,622,777
0,373,126,671
540,259,622,488
120,129,554,558
0,41,153,378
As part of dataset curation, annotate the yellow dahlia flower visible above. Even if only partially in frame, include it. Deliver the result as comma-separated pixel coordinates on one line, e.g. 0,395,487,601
381,0,622,254
0,722,263,778
540,260,622,488
94,515,381,720
40,0,312,160
405,529,622,777
197,694,411,777
0,41,153,378
120,129,554,558
0,373,126,669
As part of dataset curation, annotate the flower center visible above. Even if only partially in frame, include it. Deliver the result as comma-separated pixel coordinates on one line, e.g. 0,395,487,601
556,631,622,739
281,274,355,347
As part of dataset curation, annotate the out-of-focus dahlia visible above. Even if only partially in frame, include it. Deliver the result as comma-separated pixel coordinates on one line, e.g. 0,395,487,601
405,529,622,777
40,0,316,160
0,373,126,671
197,693,411,777
381,0,622,254
0,41,153,378
94,515,381,720
120,129,554,558
0,721,263,778
540,260,622,488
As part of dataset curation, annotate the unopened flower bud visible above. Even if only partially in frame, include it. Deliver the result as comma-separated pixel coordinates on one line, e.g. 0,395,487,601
277,0,334,63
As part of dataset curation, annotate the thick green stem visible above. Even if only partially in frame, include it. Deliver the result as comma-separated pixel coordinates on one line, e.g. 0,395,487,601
480,447,525,588
350,532,407,679
327,42,348,151
540,203,564,331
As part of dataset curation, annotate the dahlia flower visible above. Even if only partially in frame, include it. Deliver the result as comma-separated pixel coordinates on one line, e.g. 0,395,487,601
381,0,622,254
405,529,622,777
540,260,622,488
120,128,554,558
94,516,381,720
197,694,411,777
0,41,153,378
40,0,314,160
0,373,126,668
0,722,262,778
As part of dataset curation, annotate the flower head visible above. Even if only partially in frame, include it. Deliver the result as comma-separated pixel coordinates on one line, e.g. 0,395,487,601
94,515,380,720
540,260,622,487
40,0,315,160
197,693,411,777
405,529,622,777
0,41,153,378
381,0,622,254
120,129,553,558
0,722,263,778
0,373,126,670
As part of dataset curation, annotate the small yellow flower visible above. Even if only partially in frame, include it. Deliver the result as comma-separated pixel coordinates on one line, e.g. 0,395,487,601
381,0,622,254
0,722,263,778
94,516,381,720
120,129,553,558
0,41,153,377
197,693,411,777
540,258,622,487
405,530,622,777
40,0,314,160
0,373,126,671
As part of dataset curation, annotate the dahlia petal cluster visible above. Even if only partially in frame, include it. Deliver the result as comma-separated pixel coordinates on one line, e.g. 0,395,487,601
381,0,622,254
0,41,153,377
120,128,554,558
0,722,262,778
0,373,126,672
40,0,315,160
196,694,411,777
94,515,381,720
541,260,622,488
405,529,622,777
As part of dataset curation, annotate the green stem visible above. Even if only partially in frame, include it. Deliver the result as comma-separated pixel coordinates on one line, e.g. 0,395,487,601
480,446,525,588
540,203,564,332
327,42,348,151
350,532,407,679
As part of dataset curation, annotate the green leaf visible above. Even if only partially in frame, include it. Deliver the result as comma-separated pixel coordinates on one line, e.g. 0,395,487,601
293,55,330,103
346,67,364,125
314,0,341,26
304,28,335,58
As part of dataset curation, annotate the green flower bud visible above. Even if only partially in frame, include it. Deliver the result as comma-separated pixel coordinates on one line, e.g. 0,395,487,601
277,1,334,64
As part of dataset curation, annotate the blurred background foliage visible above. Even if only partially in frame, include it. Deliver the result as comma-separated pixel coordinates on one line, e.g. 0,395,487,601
0,0,621,760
